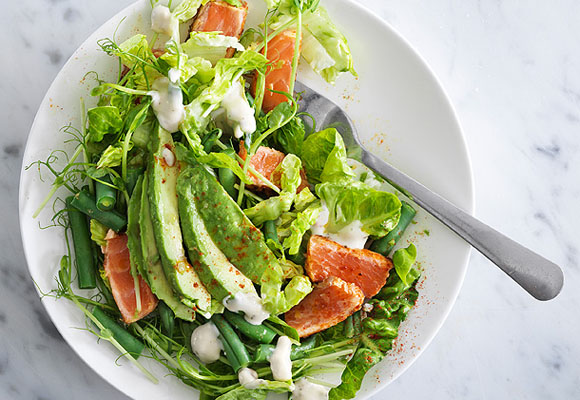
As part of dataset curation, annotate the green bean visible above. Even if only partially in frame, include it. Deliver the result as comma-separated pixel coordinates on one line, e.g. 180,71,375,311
370,201,416,256
218,148,237,199
96,176,116,211
224,310,276,344
70,190,127,232
92,307,145,358
211,314,251,371
202,128,223,154
126,167,145,197
66,197,96,289
253,335,317,363
220,335,242,372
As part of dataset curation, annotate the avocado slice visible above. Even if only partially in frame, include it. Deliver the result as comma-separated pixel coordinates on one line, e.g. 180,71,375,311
178,167,258,302
140,173,196,321
182,159,281,285
148,126,212,313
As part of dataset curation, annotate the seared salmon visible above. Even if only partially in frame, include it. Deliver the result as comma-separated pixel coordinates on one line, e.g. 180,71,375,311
190,0,248,57
252,30,300,112
285,277,364,337
305,235,393,298
239,144,309,192
104,231,158,324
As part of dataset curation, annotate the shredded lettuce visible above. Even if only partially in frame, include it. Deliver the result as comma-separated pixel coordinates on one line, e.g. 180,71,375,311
96,144,127,169
197,152,254,184
301,7,356,84
183,31,245,64
244,154,303,225
181,50,267,136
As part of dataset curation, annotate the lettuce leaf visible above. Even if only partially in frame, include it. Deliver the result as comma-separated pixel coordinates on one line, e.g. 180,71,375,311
197,152,253,184
302,128,354,183
172,0,207,22
96,144,126,169
244,154,303,225
329,269,420,400
393,244,417,286
183,31,245,64
282,201,321,254
301,7,356,84
87,106,123,143
269,115,306,156
181,50,267,135
316,180,401,237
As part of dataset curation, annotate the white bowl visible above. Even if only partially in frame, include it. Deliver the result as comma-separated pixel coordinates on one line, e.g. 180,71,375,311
19,1,474,399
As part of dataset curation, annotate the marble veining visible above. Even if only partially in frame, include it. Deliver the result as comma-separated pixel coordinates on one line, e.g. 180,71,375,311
2,0,580,399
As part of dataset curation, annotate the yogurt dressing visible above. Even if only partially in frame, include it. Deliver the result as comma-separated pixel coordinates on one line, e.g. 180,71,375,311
238,367,267,389
292,378,329,400
223,291,270,325
311,202,369,249
151,4,175,37
190,322,223,364
148,69,185,133
220,81,256,139
269,336,292,381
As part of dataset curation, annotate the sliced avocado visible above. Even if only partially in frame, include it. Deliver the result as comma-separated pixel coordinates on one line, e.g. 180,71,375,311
140,173,196,321
182,159,281,285
178,167,257,302
148,126,212,313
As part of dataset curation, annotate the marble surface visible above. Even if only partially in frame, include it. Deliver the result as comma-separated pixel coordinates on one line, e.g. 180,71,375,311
2,0,579,399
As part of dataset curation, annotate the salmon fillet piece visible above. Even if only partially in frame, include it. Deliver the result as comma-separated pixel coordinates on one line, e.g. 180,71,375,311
251,30,300,112
305,235,393,298
104,231,158,324
285,277,364,337
239,144,309,192
190,0,248,57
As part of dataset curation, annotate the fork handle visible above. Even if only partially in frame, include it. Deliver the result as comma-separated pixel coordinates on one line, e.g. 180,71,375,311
361,151,564,300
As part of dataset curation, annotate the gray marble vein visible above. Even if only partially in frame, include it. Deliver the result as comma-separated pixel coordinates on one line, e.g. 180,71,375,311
1,0,579,399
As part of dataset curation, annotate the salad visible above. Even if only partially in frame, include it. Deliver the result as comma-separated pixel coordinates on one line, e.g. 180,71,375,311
32,0,422,399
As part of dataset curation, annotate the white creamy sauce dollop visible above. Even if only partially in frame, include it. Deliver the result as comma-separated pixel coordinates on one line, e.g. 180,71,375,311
151,4,175,36
238,367,267,389
149,69,185,133
292,378,329,400
190,322,223,364
220,81,256,139
311,202,369,249
223,292,270,325
269,336,293,381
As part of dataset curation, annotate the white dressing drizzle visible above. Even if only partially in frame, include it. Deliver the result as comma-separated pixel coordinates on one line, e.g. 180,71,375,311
292,378,329,400
238,367,267,389
190,322,223,364
220,81,256,139
148,70,185,133
151,4,175,36
311,202,369,249
223,292,270,325
269,336,293,381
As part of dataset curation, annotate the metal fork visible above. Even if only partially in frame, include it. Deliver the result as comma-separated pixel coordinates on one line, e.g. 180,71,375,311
295,81,564,301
